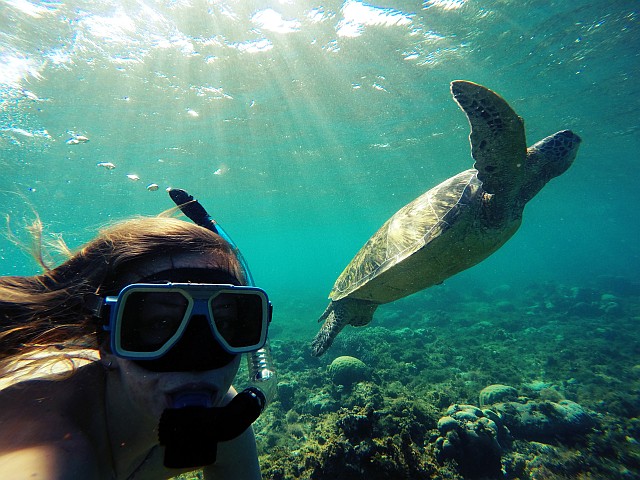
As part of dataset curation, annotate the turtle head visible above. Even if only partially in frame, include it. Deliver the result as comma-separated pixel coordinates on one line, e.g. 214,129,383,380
520,130,581,204
528,130,581,177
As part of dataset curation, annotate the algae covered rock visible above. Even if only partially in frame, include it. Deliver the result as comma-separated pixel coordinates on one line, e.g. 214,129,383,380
434,404,506,478
311,404,437,479
479,384,519,407
328,356,369,386
493,399,595,441
277,381,297,410
302,391,338,415
477,383,596,441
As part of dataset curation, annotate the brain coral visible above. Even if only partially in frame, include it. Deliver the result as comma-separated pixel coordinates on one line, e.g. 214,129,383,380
328,356,369,386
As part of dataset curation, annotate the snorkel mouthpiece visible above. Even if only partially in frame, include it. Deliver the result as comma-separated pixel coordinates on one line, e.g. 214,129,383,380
159,387,266,468
170,390,213,409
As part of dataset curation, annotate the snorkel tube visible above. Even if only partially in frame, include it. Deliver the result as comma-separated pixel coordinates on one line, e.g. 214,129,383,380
168,189,256,285
158,188,277,468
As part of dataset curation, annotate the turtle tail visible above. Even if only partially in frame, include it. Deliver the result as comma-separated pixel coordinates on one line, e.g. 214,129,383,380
310,299,378,357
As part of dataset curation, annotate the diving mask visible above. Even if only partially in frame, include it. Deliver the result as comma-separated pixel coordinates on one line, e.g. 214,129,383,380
103,282,271,360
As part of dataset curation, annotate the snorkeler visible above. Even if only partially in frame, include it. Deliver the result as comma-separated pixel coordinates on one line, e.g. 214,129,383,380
0,191,274,479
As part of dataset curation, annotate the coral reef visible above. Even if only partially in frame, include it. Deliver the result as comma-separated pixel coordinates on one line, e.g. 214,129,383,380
433,385,596,478
175,276,640,480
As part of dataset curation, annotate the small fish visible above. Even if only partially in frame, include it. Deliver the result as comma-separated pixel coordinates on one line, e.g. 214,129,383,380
67,134,89,145
127,174,140,181
97,162,116,170
22,90,40,101
147,183,159,191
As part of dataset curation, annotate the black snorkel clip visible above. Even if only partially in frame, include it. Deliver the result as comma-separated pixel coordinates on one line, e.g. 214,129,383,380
157,189,275,469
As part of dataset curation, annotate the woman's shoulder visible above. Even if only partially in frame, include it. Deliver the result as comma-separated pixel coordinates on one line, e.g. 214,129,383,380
0,432,102,479
0,362,108,478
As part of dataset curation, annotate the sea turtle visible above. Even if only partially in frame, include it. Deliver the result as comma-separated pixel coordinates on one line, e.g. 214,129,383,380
311,80,581,357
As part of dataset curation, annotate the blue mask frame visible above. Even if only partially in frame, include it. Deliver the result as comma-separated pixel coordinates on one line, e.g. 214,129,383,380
103,283,271,360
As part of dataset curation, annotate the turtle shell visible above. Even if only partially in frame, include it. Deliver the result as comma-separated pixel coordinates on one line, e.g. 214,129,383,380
330,169,491,304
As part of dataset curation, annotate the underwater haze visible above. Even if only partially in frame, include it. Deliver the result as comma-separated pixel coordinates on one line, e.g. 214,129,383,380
1,1,639,478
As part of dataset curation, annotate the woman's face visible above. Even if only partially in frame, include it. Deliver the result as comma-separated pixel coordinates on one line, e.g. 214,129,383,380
105,252,243,420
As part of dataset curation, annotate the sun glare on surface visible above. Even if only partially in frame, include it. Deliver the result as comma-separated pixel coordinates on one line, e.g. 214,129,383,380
0,0,463,221
423,0,467,10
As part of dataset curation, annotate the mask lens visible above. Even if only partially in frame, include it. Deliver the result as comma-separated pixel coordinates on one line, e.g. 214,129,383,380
119,291,190,353
210,292,264,349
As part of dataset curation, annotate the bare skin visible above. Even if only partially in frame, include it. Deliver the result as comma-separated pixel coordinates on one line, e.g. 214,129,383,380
0,253,261,479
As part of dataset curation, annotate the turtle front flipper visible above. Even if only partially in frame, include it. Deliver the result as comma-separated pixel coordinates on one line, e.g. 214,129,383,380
310,299,378,357
450,80,527,198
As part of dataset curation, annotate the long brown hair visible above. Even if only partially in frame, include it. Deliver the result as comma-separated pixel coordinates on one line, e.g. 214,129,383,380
0,216,244,374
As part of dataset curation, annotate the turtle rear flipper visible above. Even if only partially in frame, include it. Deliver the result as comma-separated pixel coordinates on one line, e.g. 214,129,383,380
311,299,378,357
311,307,340,357
451,80,526,197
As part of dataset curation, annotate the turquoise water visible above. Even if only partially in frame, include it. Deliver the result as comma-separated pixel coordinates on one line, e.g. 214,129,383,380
1,0,638,343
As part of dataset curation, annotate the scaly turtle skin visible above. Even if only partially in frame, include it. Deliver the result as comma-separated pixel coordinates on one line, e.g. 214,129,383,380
311,80,581,356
